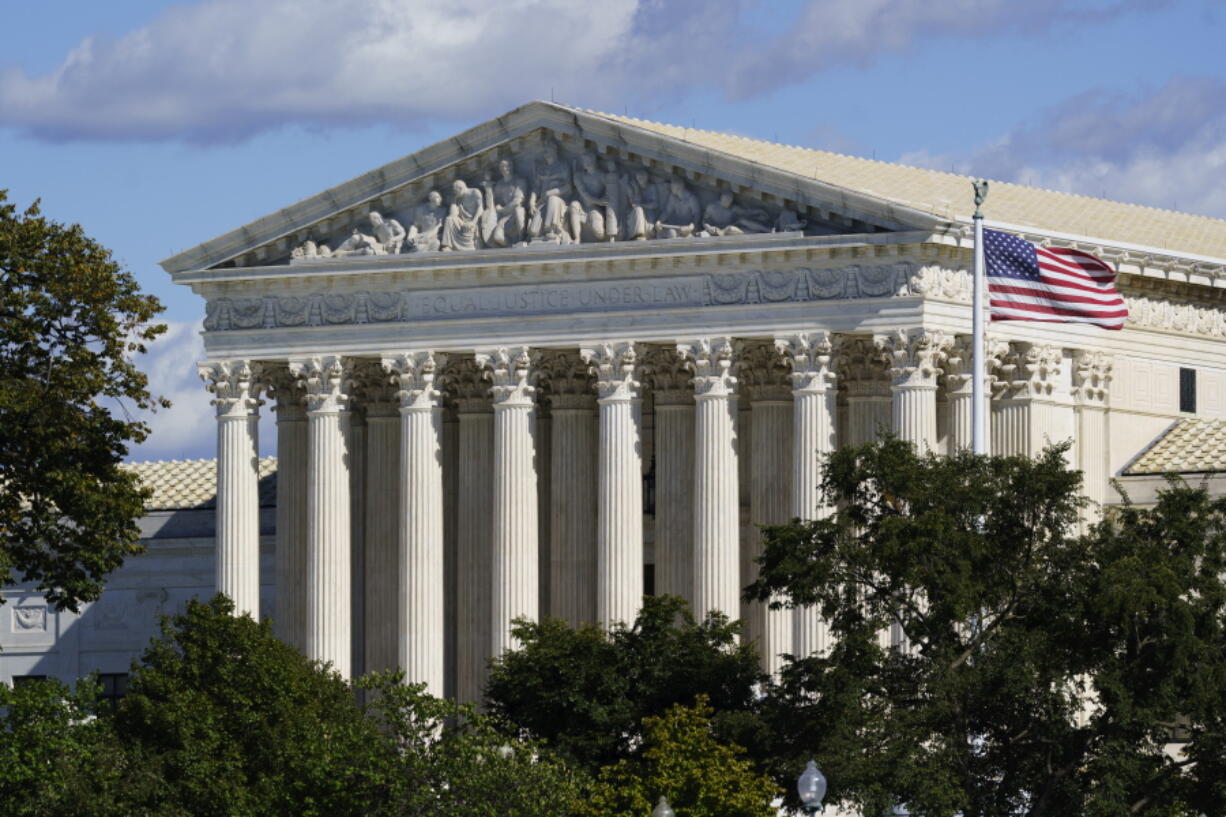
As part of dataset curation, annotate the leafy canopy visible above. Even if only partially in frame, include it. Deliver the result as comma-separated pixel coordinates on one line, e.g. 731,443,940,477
747,438,1226,817
485,594,767,773
0,191,166,610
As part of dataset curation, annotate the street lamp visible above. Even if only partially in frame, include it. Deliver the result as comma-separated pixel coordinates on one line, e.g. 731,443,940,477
651,796,675,817
797,759,827,814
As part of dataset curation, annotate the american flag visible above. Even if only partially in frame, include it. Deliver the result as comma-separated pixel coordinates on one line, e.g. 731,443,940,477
984,228,1128,330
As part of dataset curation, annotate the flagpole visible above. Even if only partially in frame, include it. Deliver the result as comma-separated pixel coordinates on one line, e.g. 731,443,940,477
971,180,989,456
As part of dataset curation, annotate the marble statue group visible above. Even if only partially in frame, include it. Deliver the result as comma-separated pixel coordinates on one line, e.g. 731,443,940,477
291,140,808,261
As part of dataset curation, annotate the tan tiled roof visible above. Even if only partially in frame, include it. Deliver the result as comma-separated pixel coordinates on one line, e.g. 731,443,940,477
123,458,277,510
584,109,1226,261
1124,419,1226,475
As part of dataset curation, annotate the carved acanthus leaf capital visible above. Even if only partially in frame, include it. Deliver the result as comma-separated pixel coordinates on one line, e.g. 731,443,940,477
835,336,889,392
994,342,1065,400
735,340,792,401
775,332,836,395
199,360,263,418
263,364,306,417
1072,350,1113,406
475,346,538,406
580,342,641,402
875,329,952,389
677,337,736,398
288,356,353,413
537,350,595,401
641,346,691,403
383,351,448,411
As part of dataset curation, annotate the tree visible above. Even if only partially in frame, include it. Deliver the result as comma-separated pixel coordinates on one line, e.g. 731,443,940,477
0,191,166,611
581,697,779,817
112,595,395,816
485,594,767,773
365,675,588,817
747,439,1226,817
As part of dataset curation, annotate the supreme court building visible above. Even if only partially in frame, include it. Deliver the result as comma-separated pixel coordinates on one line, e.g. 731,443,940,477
127,101,1226,700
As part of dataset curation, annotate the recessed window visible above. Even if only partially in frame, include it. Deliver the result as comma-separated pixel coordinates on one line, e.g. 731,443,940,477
1180,368,1197,414
98,673,129,709
644,563,656,598
11,675,47,687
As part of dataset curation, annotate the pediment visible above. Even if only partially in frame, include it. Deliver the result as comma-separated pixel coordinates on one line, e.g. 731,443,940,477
161,102,946,274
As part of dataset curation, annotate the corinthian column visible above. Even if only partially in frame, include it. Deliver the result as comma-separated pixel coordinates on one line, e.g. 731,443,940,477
877,329,950,452
289,356,353,676
581,342,644,628
738,342,794,673
449,359,494,703
992,343,1070,458
1073,351,1113,517
644,348,694,607
266,367,307,648
839,337,891,445
354,365,399,677
777,332,837,659
538,351,598,625
200,360,262,618
678,338,740,622
476,346,539,659
384,351,448,695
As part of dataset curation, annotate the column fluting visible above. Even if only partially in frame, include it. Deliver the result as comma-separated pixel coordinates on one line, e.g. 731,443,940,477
679,338,740,622
200,360,262,619
644,347,695,607
289,356,354,677
878,329,951,452
268,368,308,648
582,342,644,628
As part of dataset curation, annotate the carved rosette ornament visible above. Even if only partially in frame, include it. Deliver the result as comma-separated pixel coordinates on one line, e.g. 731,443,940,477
476,346,539,407
581,342,641,402
383,351,448,412
289,356,353,413
775,332,837,395
199,360,263,418
1072,351,1113,407
677,337,737,398
875,329,952,390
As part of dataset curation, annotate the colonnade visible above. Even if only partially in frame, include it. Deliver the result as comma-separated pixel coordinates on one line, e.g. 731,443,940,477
199,331,1112,696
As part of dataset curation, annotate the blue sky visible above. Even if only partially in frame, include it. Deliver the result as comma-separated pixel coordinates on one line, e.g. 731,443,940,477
2,0,1223,460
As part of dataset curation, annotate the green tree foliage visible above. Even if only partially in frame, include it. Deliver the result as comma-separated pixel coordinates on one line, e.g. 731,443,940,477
581,697,779,817
113,595,395,816
747,438,1226,817
365,676,588,817
0,191,166,611
485,594,767,772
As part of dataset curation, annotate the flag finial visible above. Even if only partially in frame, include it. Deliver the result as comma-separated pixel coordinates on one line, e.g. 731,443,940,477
973,179,989,218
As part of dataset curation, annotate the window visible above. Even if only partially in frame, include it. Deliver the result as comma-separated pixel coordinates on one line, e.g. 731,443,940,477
11,675,47,687
98,673,129,709
644,563,656,598
1180,368,1197,414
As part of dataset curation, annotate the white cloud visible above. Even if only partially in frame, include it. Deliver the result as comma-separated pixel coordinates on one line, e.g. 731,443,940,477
123,320,214,462
898,77,1226,220
0,0,1164,142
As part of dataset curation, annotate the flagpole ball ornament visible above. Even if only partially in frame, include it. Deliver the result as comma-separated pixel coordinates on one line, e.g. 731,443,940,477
652,796,676,817
798,759,828,814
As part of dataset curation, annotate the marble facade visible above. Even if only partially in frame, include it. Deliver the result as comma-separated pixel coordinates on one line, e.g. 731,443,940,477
10,102,1222,695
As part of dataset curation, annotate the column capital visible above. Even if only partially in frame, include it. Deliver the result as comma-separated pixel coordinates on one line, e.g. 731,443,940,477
580,342,641,402
775,332,837,395
475,346,538,407
538,350,595,406
199,360,262,418
736,340,792,402
352,359,399,418
289,356,353,414
383,351,448,411
443,357,493,413
994,342,1064,400
874,329,952,390
642,346,692,406
677,337,736,399
1072,350,1113,407
943,335,975,396
264,364,307,420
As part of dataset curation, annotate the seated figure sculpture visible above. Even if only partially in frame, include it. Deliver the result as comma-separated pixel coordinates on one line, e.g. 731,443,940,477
625,167,661,240
655,177,703,239
406,190,446,252
291,238,332,260
441,179,484,252
368,211,407,254
480,159,527,247
702,191,771,236
572,152,617,242
333,228,383,257
528,140,575,244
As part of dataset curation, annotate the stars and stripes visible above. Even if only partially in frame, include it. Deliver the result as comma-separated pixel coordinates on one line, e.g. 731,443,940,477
984,228,1128,330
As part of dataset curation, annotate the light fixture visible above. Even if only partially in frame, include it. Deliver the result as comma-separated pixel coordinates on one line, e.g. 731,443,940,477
652,796,675,817
797,759,827,814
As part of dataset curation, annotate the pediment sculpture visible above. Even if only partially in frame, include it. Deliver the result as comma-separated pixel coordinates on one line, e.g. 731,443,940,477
289,139,811,263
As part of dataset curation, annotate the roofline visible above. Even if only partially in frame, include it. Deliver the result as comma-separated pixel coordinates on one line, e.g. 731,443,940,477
975,217,1226,268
